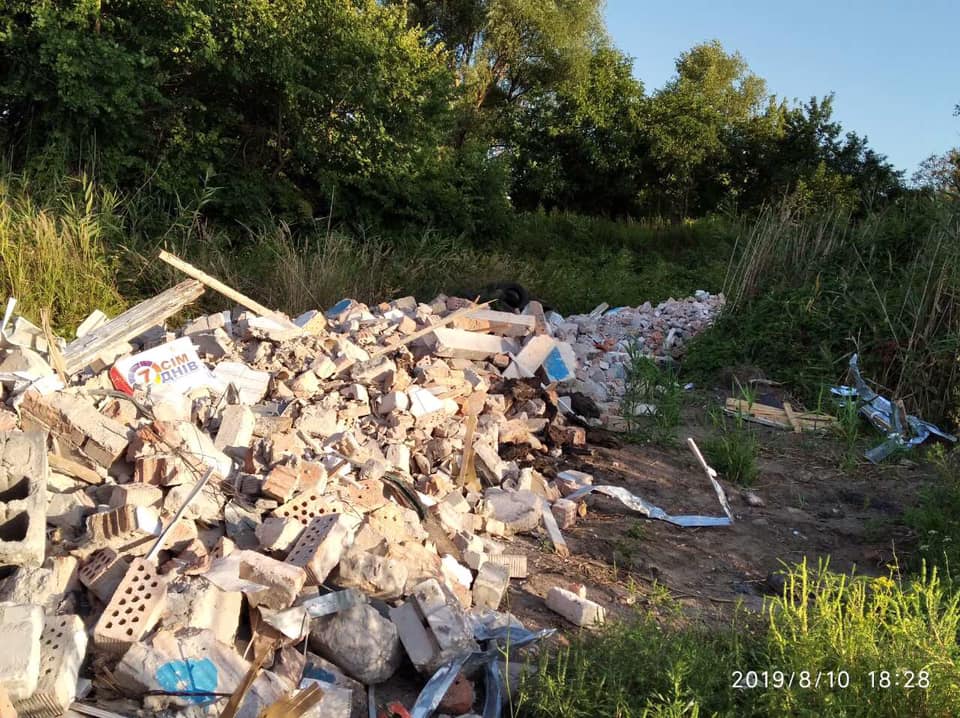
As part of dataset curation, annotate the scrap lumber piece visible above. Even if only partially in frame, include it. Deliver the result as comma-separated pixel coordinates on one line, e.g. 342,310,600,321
724,398,834,432
61,280,204,374
158,250,299,330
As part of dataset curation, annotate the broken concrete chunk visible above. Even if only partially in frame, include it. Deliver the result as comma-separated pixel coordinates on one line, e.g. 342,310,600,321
336,547,408,601
256,516,305,554
237,549,307,609
309,603,403,684
215,404,255,457
483,489,542,534
0,603,43,701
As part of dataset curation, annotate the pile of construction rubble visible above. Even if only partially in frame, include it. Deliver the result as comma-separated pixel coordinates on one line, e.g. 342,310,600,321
555,291,724,420
0,255,724,718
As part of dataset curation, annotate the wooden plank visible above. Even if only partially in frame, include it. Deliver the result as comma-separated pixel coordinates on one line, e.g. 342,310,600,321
782,402,803,433
158,250,299,330
40,309,68,383
725,398,834,432
61,279,204,374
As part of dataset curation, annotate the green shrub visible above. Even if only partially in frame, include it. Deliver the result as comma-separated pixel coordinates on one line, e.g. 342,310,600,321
621,347,684,445
703,409,760,486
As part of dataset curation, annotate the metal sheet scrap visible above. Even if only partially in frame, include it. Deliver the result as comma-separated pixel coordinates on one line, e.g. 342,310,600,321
410,622,554,718
832,354,957,463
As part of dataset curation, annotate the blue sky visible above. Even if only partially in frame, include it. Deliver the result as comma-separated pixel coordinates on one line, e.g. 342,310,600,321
603,0,958,176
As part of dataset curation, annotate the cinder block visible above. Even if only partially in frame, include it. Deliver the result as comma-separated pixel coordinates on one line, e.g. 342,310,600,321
546,587,606,627
0,431,48,567
79,548,130,603
237,550,307,610
14,613,87,717
94,558,168,654
286,514,357,585
0,602,43,701
472,562,510,610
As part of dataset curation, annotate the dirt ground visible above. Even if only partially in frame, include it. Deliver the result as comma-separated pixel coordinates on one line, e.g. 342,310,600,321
500,391,936,634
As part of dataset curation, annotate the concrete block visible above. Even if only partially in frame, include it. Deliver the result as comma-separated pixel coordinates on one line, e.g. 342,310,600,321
375,391,409,415
472,562,510,610
0,432,48,567
214,405,255,458
308,603,402,684
79,548,129,603
14,613,87,718
0,602,43,701
237,550,307,610
473,442,509,485
406,388,445,418
295,406,342,437
94,558,168,654
429,328,519,360
350,356,396,387
546,587,606,627
389,601,440,673
256,516,305,554
286,514,357,585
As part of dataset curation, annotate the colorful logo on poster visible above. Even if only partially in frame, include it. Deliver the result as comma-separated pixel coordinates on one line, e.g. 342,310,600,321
126,353,201,388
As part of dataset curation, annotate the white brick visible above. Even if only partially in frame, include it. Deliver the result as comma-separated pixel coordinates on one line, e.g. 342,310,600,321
546,587,606,627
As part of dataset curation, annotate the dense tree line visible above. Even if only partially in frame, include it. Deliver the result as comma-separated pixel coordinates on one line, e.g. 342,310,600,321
0,0,906,234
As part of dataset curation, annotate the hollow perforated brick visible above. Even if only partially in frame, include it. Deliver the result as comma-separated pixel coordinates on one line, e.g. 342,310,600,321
94,558,167,653
0,431,48,567
14,614,87,718
285,513,357,585
79,548,130,603
271,492,345,527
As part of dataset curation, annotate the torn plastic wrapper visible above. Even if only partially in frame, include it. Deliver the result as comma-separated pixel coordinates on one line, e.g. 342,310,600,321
566,484,732,527
832,354,957,463
410,623,554,718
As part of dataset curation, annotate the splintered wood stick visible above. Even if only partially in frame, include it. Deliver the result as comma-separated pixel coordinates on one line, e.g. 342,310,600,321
158,250,299,328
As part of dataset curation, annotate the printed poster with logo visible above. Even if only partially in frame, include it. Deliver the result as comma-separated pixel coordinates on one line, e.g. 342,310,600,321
110,337,218,396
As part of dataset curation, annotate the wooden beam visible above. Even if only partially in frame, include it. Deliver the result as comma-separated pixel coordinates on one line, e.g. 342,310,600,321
158,250,299,329
61,279,205,374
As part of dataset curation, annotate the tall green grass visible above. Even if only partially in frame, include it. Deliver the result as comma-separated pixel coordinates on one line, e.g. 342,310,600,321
685,198,960,423
0,173,126,334
518,561,960,717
